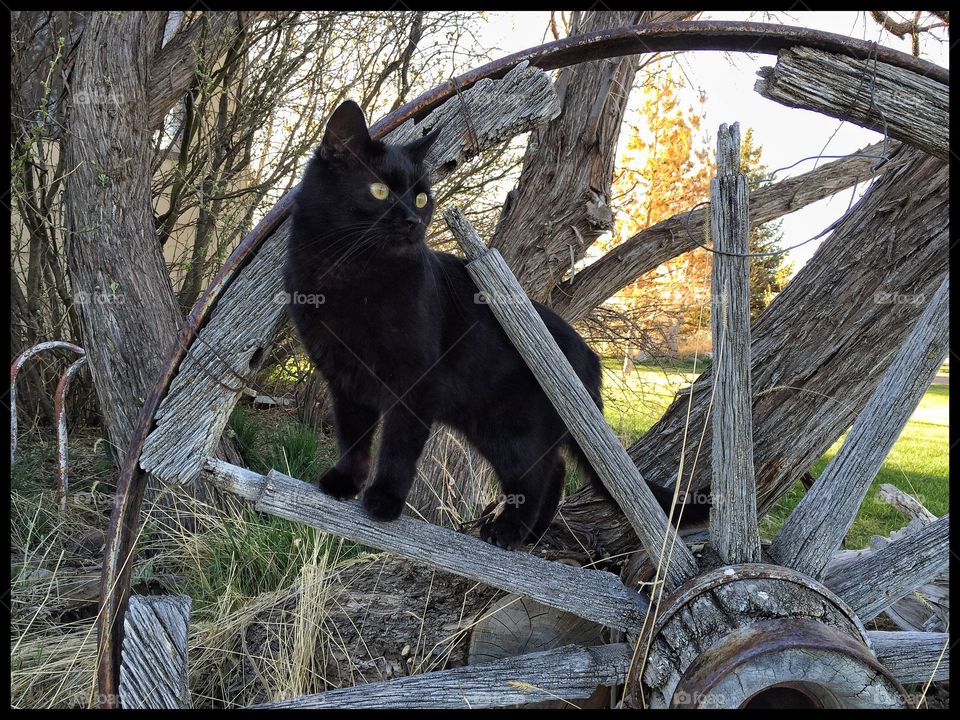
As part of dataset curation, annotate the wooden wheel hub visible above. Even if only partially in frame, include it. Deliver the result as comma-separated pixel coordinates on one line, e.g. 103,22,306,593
630,564,907,709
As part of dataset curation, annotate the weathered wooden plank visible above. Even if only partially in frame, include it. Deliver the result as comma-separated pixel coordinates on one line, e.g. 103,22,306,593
868,631,949,684
878,482,938,524
756,46,948,160
119,595,191,709
445,207,699,590
202,459,650,632
140,61,563,487
252,643,631,709
770,273,949,578
824,515,949,621
708,122,761,565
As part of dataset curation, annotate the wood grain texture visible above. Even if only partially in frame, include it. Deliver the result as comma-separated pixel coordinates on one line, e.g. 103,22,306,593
824,514,949,621
490,11,698,304
771,273,949,579
708,122,761,564
119,595,191,709
201,459,650,632
868,631,949,684
445,207,698,590
826,497,948,634
140,220,290,486
64,11,185,458
252,643,631,709
756,46,948,160
878,482,937,524
468,594,605,666
140,62,562,487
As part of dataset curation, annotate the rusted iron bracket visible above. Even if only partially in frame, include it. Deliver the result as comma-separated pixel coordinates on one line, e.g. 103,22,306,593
10,341,87,510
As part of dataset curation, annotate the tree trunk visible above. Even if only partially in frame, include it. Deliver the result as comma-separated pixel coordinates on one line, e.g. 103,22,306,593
551,144,948,555
549,142,890,321
64,11,183,458
63,11,243,498
492,10,694,301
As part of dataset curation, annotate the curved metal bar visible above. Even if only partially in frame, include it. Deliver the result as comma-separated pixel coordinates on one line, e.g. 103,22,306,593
96,19,947,706
54,356,89,511
10,341,85,464
374,20,947,137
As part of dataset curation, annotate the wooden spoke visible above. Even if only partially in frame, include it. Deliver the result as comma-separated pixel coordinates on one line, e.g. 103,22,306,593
867,631,950,685
445,207,699,590
770,273,949,578
708,122,761,564
203,459,650,632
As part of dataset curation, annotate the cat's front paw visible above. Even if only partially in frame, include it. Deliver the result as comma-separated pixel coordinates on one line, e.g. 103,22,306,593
362,487,405,521
479,516,529,550
318,466,361,500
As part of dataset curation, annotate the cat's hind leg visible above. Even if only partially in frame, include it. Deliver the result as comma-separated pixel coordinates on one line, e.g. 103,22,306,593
525,453,565,543
478,438,562,551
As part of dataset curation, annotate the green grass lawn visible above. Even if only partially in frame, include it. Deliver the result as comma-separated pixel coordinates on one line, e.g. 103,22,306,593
602,360,949,549
602,358,704,443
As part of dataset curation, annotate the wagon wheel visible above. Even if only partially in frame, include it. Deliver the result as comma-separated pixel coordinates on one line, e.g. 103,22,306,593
98,22,949,710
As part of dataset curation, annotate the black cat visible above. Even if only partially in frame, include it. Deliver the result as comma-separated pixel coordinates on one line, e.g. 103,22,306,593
285,100,682,549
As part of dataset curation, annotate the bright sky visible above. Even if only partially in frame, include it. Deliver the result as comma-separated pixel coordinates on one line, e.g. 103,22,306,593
473,11,949,275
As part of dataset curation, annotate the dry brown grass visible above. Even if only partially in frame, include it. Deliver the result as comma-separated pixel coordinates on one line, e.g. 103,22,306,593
10,430,496,708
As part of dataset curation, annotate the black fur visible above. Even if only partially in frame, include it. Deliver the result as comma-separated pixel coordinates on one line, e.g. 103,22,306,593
284,101,694,550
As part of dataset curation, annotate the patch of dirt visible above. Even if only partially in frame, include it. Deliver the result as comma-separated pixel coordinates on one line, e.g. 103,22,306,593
220,554,501,706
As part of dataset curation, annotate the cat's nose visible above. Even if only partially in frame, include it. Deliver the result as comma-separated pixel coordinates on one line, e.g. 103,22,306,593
405,215,421,227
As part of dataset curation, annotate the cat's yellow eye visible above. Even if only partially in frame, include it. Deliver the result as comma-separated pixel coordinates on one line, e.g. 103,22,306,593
369,182,389,200
415,192,429,208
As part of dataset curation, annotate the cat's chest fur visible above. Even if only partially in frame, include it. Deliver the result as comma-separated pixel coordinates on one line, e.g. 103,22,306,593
286,254,441,400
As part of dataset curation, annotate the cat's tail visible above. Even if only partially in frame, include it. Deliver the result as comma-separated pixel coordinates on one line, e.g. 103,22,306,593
568,438,710,524
565,389,710,525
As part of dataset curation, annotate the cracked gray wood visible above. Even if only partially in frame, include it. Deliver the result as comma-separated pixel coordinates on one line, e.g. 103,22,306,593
119,595,191,709
445,206,698,590
868,631,949,684
202,458,650,632
708,122,760,564
824,514,949,621
466,593,607,708
252,643,631,708
771,273,949,579
878,482,937,524
756,46,948,160
140,61,562,487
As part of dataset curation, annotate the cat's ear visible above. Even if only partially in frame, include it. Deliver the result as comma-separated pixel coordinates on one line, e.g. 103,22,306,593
321,100,372,162
405,125,442,164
